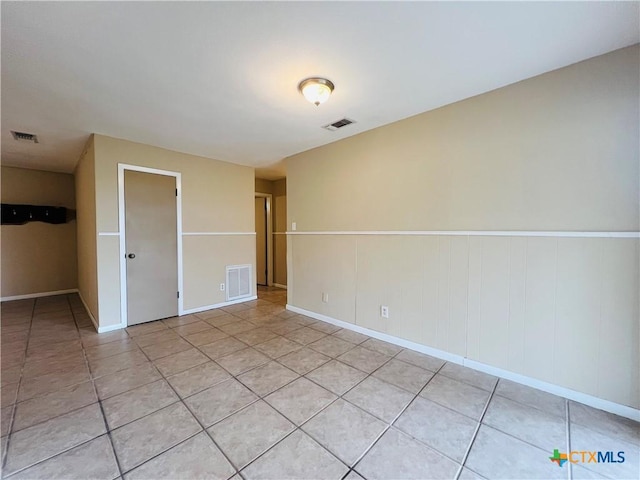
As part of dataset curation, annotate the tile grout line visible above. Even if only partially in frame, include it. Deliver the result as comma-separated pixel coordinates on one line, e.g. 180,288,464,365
367,363,573,467
211,336,356,473
1,295,154,478
234,409,350,476
121,327,244,479
349,362,449,475
6,294,450,478
3,297,101,478
195,304,371,475
153,298,306,476
2,296,36,471
453,376,499,480
69,294,126,479
2,434,114,479
202,297,303,476
10,293,406,477
0,296,284,477
7,291,612,480
225,321,449,476
2,296,129,478
292,345,397,413
8,355,136,431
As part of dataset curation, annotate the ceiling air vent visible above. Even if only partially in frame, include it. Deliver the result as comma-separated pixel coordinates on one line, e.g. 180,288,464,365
322,118,355,132
11,131,39,143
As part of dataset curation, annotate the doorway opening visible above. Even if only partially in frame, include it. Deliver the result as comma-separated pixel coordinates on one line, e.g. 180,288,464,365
255,193,273,287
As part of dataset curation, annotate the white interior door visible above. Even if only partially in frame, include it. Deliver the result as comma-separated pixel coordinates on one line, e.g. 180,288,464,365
125,170,178,325
255,196,267,285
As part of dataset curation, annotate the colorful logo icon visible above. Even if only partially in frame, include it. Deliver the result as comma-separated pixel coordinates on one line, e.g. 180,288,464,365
549,449,625,467
550,449,568,467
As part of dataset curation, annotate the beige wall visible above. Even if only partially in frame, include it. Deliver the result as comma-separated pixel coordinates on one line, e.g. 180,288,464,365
92,135,255,328
254,178,273,195
255,178,287,286
1,166,78,298
288,46,639,233
74,136,98,321
286,46,639,408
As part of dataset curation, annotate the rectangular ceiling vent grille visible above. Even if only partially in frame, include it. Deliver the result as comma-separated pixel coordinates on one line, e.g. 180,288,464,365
11,131,39,143
322,118,355,132
226,264,252,301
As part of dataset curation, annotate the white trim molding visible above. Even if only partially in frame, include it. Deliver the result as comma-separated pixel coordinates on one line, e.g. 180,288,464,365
96,323,126,333
272,283,288,290
182,295,258,315
286,305,464,364
1,288,78,302
286,304,640,422
286,230,640,238
182,232,256,236
255,192,274,287
463,359,640,422
78,290,124,333
118,163,184,327
77,290,99,332
98,232,120,236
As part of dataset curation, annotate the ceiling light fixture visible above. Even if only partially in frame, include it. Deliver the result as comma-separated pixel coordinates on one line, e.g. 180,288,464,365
298,77,335,106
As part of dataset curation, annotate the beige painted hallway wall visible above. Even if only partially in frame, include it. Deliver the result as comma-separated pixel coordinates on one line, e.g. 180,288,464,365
75,137,98,320
286,46,640,408
83,135,255,329
1,166,78,298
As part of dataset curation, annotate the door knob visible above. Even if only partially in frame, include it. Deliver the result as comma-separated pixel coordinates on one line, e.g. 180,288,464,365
127,253,136,259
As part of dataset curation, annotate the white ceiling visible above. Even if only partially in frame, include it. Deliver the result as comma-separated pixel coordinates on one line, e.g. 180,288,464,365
2,2,638,179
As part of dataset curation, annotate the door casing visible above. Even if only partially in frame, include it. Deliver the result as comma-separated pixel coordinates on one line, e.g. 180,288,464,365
255,192,273,287
255,197,267,285
118,164,183,327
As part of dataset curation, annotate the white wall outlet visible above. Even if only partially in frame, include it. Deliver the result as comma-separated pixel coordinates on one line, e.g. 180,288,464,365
322,292,329,303
381,305,389,318
292,222,297,231
220,283,225,291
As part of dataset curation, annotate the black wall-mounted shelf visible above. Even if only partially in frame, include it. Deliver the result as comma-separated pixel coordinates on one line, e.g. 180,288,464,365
1,204,74,225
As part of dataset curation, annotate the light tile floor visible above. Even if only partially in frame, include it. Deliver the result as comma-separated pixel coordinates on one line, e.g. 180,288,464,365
1,287,638,479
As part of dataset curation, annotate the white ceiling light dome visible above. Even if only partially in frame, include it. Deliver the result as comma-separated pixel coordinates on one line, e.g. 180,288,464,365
298,77,335,106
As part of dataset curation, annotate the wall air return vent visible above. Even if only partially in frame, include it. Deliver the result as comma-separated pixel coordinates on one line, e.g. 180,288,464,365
322,118,355,131
226,264,252,301
11,131,39,143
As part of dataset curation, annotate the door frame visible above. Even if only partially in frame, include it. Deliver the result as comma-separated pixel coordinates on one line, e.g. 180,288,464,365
254,192,273,287
118,163,184,327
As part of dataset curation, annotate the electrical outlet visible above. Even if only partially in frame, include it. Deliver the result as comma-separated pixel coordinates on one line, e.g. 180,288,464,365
220,283,225,291
322,292,329,303
381,305,389,318
292,222,297,231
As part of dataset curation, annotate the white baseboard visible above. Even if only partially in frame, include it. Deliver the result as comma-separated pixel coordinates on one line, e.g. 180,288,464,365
97,323,127,333
286,304,640,422
77,294,258,332
77,291,125,333
182,295,258,315
272,283,288,290
463,359,640,422
286,304,464,364
77,290,100,332
1,288,78,302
